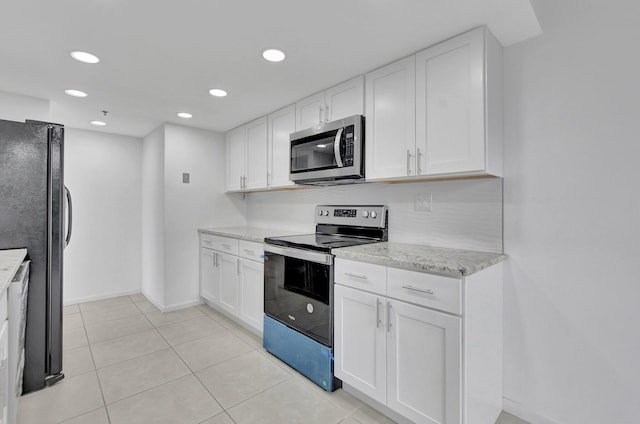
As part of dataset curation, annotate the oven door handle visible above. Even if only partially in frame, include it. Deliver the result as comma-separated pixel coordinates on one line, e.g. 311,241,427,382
265,245,333,265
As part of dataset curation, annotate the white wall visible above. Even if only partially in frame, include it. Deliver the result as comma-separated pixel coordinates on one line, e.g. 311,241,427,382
163,124,245,309
502,1,640,423
0,90,49,122
64,128,143,303
246,178,503,252
142,127,165,307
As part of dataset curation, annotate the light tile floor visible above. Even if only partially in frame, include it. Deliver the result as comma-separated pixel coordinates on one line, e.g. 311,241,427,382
18,294,529,424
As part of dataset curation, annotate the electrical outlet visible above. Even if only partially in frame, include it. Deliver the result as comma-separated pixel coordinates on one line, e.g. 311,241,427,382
414,193,432,212
182,173,190,184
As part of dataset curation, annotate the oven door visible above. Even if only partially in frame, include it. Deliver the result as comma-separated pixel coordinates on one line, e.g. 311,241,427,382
264,244,334,347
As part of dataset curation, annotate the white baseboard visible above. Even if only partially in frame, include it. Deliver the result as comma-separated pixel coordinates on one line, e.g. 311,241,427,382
159,298,204,313
503,397,561,424
63,289,141,305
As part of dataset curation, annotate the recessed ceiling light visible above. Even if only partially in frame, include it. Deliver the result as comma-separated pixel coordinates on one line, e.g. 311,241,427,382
70,51,100,64
263,49,286,62
90,120,106,126
177,112,193,119
209,88,228,97
65,89,88,98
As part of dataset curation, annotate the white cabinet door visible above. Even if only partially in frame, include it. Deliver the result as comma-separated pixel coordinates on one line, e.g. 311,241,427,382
226,126,246,191
238,259,264,333
245,116,268,190
199,248,219,304
365,56,416,180
387,299,462,424
334,285,386,404
296,92,325,130
268,105,295,188
325,76,364,122
218,252,239,316
416,28,486,176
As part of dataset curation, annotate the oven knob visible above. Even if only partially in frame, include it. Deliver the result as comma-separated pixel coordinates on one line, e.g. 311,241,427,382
318,210,323,216
370,211,377,219
323,210,329,216
362,211,369,218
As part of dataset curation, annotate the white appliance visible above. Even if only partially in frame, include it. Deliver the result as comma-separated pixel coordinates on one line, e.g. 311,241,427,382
7,261,29,424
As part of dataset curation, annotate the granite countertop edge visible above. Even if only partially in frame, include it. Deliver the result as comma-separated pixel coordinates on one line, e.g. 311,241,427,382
333,242,506,278
198,227,299,243
0,248,28,294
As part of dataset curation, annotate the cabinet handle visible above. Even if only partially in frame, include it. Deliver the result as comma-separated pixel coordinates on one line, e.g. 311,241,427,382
387,301,392,332
203,240,212,246
416,147,423,175
267,173,271,187
319,106,323,123
324,104,330,122
376,298,382,329
402,285,434,295
222,243,231,250
213,252,217,267
406,149,413,175
344,272,368,280
243,249,255,255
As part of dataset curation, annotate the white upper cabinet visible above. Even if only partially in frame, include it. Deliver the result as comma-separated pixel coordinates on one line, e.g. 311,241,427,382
225,116,268,192
324,76,364,122
296,92,326,131
244,116,268,190
366,26,503,182
296,76,364,130
365,56,416,180
416,27,502,177
226,126,246,191
267,105,296,188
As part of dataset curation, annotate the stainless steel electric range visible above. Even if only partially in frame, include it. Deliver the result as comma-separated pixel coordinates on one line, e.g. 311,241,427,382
263,205,388,391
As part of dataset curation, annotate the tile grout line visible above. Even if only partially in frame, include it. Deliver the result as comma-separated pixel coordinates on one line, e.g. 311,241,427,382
134,299,232,422
78,301,113,424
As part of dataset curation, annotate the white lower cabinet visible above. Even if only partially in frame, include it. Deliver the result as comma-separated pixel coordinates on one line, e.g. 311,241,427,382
387,299,461,424
238,259,264,332
199,234,264,334
217,252,239,316
334,285,386,404
199,248,219,304
335,258,502,424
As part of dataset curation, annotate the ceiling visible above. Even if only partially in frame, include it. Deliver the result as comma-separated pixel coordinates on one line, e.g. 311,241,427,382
0,0,541,138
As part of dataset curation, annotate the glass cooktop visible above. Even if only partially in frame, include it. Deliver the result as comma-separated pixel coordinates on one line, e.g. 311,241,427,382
264,233,380,253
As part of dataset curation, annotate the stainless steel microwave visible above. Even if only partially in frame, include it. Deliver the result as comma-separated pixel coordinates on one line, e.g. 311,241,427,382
289,115,364,185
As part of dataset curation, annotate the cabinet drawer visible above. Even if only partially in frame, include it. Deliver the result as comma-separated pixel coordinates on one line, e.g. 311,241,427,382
239,241,264,261
200,234,239,255
387,268,461,315
335,259,386,295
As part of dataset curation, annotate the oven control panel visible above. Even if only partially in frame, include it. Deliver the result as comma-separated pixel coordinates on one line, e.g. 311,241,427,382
315,205,387,228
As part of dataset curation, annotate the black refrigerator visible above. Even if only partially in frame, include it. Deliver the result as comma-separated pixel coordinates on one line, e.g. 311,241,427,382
0,119,71,393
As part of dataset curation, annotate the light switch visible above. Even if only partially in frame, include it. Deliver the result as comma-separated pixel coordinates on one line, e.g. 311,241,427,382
182,173,190,184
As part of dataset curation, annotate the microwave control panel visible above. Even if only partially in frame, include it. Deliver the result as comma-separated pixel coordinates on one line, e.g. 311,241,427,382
344,125,354,166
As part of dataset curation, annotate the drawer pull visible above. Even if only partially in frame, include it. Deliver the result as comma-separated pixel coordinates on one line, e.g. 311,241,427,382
243,249,255,255
222,243,231,250
344,272,368,280
376,299,382,328
203,240,212,245
402,285,434,295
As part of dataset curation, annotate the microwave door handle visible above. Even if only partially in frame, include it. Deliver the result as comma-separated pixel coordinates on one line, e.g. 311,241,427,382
333,128,344,168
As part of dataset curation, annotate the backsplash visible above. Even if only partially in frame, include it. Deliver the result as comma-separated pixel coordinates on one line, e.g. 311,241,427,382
244,178,503,252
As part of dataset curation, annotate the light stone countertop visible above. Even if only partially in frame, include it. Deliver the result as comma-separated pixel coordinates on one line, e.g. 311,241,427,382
198,227,300,243
0,249,28,294
333,242,506,278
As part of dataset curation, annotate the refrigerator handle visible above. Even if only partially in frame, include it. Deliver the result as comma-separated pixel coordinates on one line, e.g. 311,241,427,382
64,185,73,248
